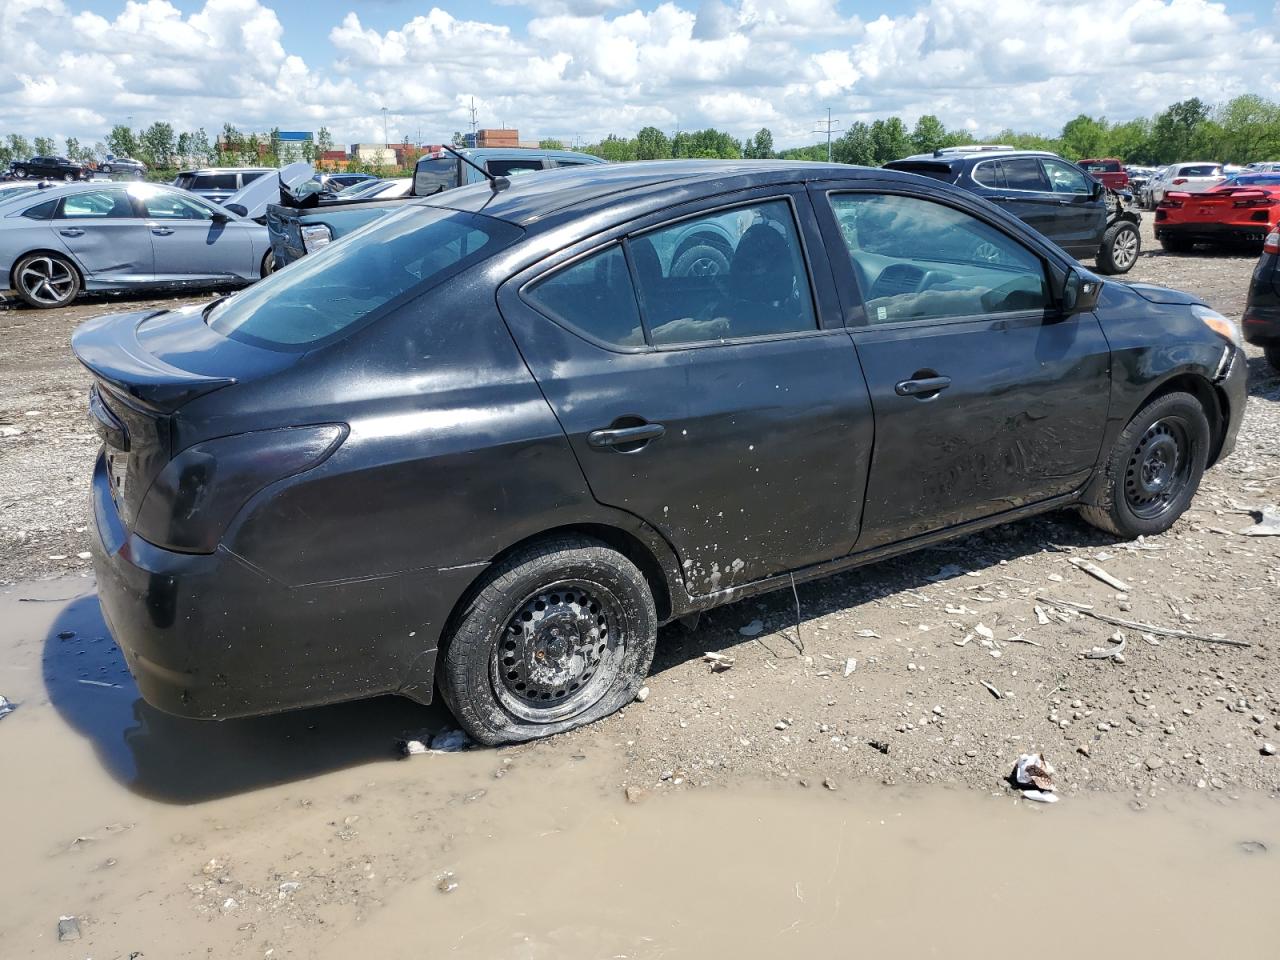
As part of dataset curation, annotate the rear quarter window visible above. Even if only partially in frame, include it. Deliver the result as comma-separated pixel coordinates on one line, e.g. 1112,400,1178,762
208,206,522,350
193,174,239,190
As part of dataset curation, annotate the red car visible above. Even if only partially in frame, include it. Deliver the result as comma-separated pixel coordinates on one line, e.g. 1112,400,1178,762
1079,158,1130,191
1154,174,1280,252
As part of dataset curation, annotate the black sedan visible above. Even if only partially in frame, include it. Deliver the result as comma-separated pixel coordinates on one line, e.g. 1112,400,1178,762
1244,229,1280,371
73,160,1246,745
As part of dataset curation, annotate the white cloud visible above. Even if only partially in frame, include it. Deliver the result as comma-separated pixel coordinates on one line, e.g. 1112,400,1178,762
0,0,1277,152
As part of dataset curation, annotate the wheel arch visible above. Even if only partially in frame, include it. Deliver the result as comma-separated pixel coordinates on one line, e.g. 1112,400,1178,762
9,247,85,292
1134,371,1228,466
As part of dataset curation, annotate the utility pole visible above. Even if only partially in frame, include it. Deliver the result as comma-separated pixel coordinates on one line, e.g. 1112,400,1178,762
380,107,389,145
813,108,842,162
468,98,479,139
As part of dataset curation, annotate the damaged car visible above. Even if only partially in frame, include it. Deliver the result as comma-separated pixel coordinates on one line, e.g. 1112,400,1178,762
75,160,1245,745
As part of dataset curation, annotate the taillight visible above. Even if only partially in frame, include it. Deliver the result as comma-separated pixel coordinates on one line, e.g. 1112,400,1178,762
1159,198,1183,209
1233,197,1276,208
133,425,346,553
1265,231,1280,255
1172,178,1188,185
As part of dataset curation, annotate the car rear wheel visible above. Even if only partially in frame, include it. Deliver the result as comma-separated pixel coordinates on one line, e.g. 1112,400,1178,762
438,535,657,746
1096,221,1140,274
260,250,276,277
13,252,81,309
101,164,112,174
1265,345,1280,374
12,166,27,179
671,242,730,278
1079,391,1210,539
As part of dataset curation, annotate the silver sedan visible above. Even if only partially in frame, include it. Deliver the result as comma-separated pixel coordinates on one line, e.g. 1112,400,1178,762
0,181,271,308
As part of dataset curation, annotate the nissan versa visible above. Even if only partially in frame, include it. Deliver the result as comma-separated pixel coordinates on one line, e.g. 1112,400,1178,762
74,161,1246,745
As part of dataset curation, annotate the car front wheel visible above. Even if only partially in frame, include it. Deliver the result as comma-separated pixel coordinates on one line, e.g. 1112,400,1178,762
1079,391,1210,538
438,535,657,745
12,166,27,179
1096,221,1140,274
13,252,81,308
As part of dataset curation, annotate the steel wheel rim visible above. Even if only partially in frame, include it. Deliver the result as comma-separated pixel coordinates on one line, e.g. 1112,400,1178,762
490,579,624,724
1124,417,1192,519
1113,228,1138,268
18,257,75,305
686,256,722,277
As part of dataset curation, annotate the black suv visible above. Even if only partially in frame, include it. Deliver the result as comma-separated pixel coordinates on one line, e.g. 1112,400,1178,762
884,147,1141,274
8,156,87,182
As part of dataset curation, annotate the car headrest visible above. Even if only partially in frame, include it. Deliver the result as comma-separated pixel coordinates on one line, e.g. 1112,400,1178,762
730,224,794,304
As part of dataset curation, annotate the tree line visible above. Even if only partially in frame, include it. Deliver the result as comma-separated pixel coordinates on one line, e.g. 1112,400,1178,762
3,94,1276,177
570,95,1280,167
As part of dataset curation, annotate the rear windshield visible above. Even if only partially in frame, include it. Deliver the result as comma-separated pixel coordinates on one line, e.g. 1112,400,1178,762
1083,162,1121,173
413,158,460,197
207,205,521,350
1179,165,1222,177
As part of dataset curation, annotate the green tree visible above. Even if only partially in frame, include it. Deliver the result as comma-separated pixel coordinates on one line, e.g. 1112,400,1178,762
1106,118,1153,164
1059,114,1109,160
316,126,334,154
188,128,212,166
1211,94,1280,163
538,138,566,150
451,130,465,146
909,115,948,154
868,118,910,165
633,125,671,160
1150,98,1210,163
832,122,874,165
34,136,55,156
139,121,176,167
6,133,32,162
743,128,774,159
105,125,138,159
588,134,637,162
777,144,828,161
64,136,93,163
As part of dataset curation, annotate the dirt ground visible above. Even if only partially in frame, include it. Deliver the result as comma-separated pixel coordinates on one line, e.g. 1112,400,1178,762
1,217,1278,803
2,216,1279,957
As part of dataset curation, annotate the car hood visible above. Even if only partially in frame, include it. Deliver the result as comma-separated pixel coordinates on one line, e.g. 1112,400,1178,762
222,162,314,220
1123,283,1203,306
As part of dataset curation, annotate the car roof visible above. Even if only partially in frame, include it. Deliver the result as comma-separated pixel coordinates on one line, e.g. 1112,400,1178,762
893,149,1061,165
178,167,275,175
423,159,907,227
450,148,605,163
0,179,208,211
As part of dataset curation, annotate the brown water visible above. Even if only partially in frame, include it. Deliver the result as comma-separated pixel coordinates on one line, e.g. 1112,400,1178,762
1,579,1277,959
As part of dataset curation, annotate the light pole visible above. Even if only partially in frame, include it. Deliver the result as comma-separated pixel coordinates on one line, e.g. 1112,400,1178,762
381,107,389,145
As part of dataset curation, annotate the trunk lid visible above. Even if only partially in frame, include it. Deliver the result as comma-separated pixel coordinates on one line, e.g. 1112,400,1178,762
73,304,295,527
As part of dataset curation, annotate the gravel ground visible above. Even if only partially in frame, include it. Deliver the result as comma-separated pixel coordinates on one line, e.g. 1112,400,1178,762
1,218,1278,800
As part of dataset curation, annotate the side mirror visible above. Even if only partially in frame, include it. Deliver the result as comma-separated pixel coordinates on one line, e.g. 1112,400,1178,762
1062,267,1101,315
223,203,248,217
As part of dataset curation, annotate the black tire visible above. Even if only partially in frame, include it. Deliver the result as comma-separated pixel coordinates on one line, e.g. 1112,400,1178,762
671,242,730,278
1096,221,1140,274
101,164,112,174
13,252,81,309
63,173,73,182
438,535,657,746
260,250,276,277
12,166,26,179
1265,345,1280,374
1160,236,1193,254
1080,391,1210,539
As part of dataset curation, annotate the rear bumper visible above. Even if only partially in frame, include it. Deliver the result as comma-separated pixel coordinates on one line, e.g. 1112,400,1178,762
90,454,475,719
1154,222,1271,245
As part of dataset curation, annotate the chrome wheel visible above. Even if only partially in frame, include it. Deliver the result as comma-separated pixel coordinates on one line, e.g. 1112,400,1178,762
17,256,76,306
1112,227,1139,269
1124,418,1192,520
490,580,623,724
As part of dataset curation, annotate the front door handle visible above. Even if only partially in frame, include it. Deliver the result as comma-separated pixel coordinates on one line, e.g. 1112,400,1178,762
151,227,174,236
587,422,666,450
895,376,952,398
59,228,84,237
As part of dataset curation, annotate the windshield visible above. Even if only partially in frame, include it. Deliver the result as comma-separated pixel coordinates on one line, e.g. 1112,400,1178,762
207,205,522,350
413,157,460,197
336,179,386,198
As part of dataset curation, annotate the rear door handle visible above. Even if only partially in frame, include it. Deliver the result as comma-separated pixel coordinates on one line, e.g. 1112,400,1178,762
587,423,666,449
895,376,952,397
151,227,174,236
59,228,84,237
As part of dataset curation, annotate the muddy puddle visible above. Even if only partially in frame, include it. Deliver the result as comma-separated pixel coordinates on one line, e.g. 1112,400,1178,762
2,579,1277,959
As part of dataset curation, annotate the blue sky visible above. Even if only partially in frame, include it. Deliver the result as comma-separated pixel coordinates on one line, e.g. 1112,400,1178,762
4,0,1279,150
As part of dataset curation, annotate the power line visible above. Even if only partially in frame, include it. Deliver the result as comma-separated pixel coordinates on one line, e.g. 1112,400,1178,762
813,108,842,162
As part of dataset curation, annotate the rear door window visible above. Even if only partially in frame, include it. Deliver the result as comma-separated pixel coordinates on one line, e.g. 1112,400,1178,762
208,206,522,349
58,190,135,219
1002,158,1051,192
524,246,643,348
629,198,817,346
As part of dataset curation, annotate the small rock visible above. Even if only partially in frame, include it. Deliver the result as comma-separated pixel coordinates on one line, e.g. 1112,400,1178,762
221,897,238,912
1077,744,1091,757
1238,840,1268,855
437,873,458,894
739,619,764,637
774,720,789,731
202,858,223,876
822,777,839,791
1262,743,1277,757
624,785,645,804
278,881,301,897
1145,757,1165,771
635,686,650,703
57,916,81,942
